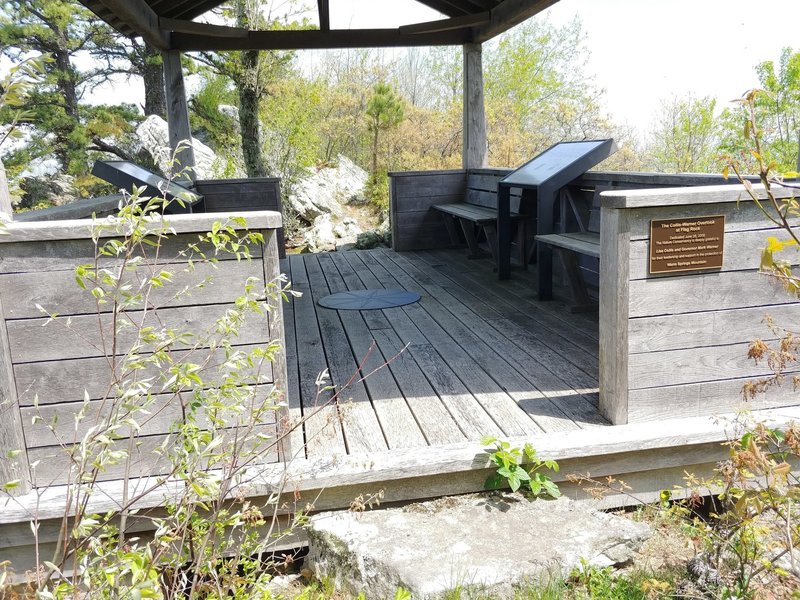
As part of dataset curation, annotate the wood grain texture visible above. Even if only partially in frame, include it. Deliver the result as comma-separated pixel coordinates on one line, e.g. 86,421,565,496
601,183,794,209
7,304,271,363
28,428,279,486
0,211,282,244
21,385,277,448
302,255,387,454
7,404,800,525
629,341,778,389
0,293,30,495
599,207,630,424
0,234,263,276
628,304,796,354
0,258,264,319
627,376,800,422
626,201,794,240
628,270,799,318
163,49,196,180
285,254,347,458
462,42,487,169
261,230,291,459
14,344,272,407
321,252,426,450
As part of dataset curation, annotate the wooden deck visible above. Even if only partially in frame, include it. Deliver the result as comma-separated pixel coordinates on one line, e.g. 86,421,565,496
279,248,607,461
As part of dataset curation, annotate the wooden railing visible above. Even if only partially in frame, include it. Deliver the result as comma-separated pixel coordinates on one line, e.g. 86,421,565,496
599,183,800,424
0,211,287,495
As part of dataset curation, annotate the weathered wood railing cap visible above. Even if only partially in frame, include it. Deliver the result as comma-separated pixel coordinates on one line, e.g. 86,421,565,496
0,210,283,243
600,183,797,209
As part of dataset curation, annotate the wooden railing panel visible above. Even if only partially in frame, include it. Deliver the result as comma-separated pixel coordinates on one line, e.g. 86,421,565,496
0,212,287,486
600,184,800,424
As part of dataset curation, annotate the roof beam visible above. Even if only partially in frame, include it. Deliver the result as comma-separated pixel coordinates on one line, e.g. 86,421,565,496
473,0,558,42
399,12,489,35
173,28,472,51
318,0,330,31
96,0,170,49
160,17,248,38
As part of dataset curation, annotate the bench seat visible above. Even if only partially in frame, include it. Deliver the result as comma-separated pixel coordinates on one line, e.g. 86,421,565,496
432,202,524,224
535,232,600,259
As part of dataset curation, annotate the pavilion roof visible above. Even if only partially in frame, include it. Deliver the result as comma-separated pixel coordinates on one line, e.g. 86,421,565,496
77,0,556,51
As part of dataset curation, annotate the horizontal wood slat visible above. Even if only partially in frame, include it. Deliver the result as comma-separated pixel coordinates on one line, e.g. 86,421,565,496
7,304,271,363
14,343,273,406
0,258,265,319
628,270,799,317
21,385,277,448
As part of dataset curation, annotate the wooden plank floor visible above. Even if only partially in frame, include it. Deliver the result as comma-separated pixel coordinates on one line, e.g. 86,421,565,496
279,248,607,460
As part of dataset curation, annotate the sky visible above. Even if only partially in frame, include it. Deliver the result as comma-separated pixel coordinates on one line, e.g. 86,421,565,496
79,0,800,142
322,0,800,139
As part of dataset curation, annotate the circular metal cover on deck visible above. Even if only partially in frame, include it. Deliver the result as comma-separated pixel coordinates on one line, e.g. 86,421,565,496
318,289,421,310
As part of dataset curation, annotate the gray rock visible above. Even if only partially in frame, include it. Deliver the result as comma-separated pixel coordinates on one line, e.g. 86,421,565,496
135,115,219,180
18,173,79,208
307,494,651,599
303,214,337,253
288,155,367,222
334,217,362,244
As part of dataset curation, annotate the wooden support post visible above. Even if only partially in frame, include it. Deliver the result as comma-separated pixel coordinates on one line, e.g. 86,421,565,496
0,293,31,495
262,229,292,462
598,206,630,425
0,161,13,218
162,50,196,184
462,43,487,170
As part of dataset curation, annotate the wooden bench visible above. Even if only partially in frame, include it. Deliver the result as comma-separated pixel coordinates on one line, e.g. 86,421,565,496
432,173,531,267
535,187,603,311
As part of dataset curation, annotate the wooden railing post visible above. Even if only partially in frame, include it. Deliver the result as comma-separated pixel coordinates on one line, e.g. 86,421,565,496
599,205,631,424
0,294,31,495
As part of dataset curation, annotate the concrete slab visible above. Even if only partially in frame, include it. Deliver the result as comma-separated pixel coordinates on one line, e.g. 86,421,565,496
307,493,652,599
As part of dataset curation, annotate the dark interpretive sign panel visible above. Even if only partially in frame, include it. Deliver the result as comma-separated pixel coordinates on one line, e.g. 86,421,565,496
649,216,725,274
500,139,614,187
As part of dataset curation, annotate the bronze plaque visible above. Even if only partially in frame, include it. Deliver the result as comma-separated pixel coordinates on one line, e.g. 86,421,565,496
649,216,725,274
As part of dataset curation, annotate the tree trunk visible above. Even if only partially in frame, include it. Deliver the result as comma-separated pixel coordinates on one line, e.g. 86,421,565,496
54,48,79,120
142,43,167,118
238,49,267,178
371,125,379,177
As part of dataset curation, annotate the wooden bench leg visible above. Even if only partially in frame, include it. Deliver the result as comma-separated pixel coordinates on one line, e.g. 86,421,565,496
441,214,462,247
556,248,597,313
483,222,498,265
459,219,482,259
515,222,527,270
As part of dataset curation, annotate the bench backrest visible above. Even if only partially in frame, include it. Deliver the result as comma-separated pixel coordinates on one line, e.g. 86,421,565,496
465,172,523,213
587,187,606,233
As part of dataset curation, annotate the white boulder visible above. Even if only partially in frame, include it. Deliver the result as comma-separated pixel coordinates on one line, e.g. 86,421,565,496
288,155,368,222
135,115,219,180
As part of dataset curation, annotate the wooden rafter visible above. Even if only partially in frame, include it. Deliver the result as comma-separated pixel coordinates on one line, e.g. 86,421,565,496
160,17,248,38
171,27,473,51
473,0,558,42
399,12,490,35
95,0,169,49
78,0,558,49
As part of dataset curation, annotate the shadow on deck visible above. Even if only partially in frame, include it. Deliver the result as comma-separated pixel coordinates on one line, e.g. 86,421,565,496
279,248,607,461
